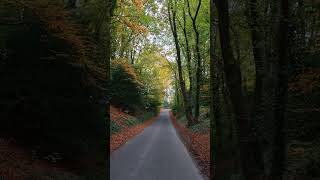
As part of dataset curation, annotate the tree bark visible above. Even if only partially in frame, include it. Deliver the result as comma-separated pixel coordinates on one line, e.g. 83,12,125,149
270,0,289,179
216,0,263,179
247,0,289,178
186,0,202,122
181,2,193,110
246,0,269,177
210,1,234,179
168,0,194,126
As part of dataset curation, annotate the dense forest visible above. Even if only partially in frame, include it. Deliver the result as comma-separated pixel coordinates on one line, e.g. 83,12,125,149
109,0,173,136
0,0,113,178
210,0,320,179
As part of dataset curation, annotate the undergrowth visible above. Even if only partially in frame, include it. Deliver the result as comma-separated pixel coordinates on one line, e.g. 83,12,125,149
111,111,156,135
175,108,210,133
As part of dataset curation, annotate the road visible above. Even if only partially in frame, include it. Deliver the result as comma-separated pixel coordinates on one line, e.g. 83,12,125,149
110,109,204,180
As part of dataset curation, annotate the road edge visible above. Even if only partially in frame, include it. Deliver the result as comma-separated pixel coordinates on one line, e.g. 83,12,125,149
110,113,160,154
168,110,210,180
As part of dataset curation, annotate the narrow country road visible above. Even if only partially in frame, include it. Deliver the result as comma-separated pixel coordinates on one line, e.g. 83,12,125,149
110,109,204,180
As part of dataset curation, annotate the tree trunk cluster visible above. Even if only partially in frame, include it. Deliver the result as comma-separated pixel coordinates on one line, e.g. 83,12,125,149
211,0,290,179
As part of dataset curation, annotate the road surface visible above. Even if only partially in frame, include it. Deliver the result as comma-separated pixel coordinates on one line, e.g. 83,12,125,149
110,109,204,180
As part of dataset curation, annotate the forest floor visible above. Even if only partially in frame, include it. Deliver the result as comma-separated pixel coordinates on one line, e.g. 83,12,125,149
110,106,158,153
0,138,83,179
169,111,210,178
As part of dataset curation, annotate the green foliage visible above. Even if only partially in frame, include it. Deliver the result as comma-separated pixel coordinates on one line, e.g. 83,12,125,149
110,121,121,135
123,112,154,126
110,111,155,135
175,108,210,132
111,60,144,111
124,117,139,126
110,58,165,114
172,100,183,115
190,119,210,132
138,111,156,122
190,108,210,132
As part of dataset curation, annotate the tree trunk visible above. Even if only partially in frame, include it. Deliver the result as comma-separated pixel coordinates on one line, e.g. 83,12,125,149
182,2,193,110
216,0,263,179
186,0,202,122
246,0,269,177
168,0,194,126
270,0,289,179
210,1,236,179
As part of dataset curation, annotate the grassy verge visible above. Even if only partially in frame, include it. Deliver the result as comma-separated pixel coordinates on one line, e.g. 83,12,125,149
174,108,210,133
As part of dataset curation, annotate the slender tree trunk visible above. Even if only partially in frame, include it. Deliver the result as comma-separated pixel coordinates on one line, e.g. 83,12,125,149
194,32,201,122
168,0,194,126
216,0,262,179
182,3,193,109
174,71,181,109
186,0,202,122
130,49,135,64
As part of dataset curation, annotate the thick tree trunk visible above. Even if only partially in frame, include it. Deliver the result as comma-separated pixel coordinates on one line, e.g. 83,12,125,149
246,0,269,177
247,0,289,178
216,0,263,179
210,1,237,179
270,0,289,179
258,0,286,178
168,0,194,126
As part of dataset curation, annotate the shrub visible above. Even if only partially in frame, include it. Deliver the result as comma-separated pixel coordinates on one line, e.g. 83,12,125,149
110,60,144,112
110,121,121,135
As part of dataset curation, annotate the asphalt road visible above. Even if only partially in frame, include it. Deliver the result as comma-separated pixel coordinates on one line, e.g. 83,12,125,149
110,109,204,180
